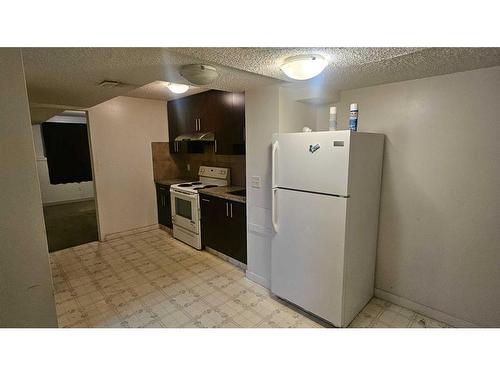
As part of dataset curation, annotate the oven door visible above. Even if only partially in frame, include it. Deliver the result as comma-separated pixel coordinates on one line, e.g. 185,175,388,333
170,188,199,234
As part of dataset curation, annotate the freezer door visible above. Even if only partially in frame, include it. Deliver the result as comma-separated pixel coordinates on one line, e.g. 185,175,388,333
271,188,347,327
273,131,351,196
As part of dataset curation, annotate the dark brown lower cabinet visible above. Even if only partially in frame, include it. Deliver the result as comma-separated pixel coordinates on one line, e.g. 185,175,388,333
156,183,172,228
200,194,247,264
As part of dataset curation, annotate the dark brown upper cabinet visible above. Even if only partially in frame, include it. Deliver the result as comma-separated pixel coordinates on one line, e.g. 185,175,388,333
167,90,245,155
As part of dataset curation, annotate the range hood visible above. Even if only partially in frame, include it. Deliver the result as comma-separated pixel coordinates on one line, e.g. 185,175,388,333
174,132,215,142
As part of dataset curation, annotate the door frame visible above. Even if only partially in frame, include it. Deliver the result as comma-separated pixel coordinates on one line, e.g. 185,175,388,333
84,110,103,241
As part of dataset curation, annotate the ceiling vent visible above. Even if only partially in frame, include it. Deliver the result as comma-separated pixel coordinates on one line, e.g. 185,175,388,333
180,64,218,85
98,80,122,87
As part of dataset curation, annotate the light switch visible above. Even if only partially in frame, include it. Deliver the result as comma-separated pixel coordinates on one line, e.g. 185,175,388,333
251,176,261,188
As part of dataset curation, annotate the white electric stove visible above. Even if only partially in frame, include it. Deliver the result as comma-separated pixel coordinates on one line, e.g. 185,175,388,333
170,166,230,249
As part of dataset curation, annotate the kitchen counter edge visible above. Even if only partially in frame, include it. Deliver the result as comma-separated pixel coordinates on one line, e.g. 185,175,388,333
199,186,246,204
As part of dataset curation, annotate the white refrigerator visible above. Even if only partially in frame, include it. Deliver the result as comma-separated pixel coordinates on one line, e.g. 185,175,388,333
271,130,384,327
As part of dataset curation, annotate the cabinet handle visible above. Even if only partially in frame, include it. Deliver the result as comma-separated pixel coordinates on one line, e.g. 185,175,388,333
226,202,229,217
215,139,217,153
202,198,210,202
230,203,233,218
198,118,201,131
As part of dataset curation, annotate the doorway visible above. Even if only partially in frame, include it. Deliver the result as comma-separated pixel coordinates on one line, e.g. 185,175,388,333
32,110,100,252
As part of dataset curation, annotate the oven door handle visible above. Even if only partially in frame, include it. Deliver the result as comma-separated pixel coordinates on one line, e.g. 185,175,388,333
170,189,197,200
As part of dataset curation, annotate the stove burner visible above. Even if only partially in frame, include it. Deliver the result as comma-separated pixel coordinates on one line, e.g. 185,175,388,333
192,185,217,191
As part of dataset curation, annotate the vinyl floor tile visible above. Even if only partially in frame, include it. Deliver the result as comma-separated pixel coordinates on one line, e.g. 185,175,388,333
51,229,449,328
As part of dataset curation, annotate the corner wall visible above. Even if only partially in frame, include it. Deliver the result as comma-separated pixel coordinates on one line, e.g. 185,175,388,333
245,85,317,287
87,96,168,239
0,49,57,327
319,66,500,327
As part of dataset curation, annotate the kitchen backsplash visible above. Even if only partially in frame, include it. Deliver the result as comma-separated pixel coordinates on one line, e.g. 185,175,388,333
152,142,246,187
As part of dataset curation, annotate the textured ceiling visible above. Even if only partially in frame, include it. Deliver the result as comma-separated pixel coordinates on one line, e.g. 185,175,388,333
173,47,500,103
22,47,500,123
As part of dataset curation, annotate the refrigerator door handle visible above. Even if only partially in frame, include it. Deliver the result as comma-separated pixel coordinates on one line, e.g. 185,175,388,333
272,140,279,188
272,188,279,232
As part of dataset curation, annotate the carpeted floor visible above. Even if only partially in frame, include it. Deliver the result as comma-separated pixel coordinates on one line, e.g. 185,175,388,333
43,199,99,252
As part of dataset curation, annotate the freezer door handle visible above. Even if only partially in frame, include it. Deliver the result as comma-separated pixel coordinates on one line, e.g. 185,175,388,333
272,188,279,232
272,140,279,189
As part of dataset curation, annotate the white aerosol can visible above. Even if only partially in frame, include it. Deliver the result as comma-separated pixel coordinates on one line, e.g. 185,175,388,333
329,106,337,131
349,103,358,131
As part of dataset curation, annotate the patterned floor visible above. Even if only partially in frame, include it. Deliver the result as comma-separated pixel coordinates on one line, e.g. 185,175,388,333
50,228,450,328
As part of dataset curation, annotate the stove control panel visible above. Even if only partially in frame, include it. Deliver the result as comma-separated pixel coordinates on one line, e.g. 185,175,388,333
198,166,230,180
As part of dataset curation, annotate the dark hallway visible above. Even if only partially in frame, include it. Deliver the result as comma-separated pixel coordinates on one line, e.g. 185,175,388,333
43,199,99,252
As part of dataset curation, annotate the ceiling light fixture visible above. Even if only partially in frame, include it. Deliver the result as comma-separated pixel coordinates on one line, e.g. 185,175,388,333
280,55,328,80
98,80,122,87
166,82,189,94
180,64,218,85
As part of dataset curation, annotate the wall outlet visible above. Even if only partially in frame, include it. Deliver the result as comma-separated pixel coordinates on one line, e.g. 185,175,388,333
251,176,261,188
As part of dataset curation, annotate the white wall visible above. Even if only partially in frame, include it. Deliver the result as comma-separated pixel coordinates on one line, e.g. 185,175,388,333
0,48,57,327
318,66,500,327
245,85,317,287
32,120,95,205
279,86,317,132
87,96,168,239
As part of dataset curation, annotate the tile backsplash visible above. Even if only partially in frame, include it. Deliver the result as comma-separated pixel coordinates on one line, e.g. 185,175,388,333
152,142,245,187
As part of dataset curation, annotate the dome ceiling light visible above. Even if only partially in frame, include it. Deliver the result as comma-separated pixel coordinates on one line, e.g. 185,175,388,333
280,54,328,80
166,82,190,94
180,64,218,85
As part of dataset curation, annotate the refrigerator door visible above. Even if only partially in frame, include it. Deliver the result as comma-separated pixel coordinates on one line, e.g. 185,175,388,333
273,130,351,196
271,188,347,327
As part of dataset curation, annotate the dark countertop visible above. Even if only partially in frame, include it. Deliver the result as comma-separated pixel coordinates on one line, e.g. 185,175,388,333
154,178,191,187
199,186,246,204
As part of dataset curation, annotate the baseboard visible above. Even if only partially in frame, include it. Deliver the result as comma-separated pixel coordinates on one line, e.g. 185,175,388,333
245,270,270,289
248,223,273,236
43,197,95,207
159,224,173,235
104,224,160,241
206,247,247,271
374,288,479,328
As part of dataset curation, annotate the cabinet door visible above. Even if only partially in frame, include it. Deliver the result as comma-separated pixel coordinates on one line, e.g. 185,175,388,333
183,94,201,133
215,92,245,155
168,98,190,154
227,201,247,264
198,90,226,134
167,99,188,140
200,194,226,250
156,185,172,228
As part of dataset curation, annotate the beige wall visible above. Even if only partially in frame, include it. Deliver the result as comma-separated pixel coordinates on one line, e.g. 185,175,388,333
0,49,57,327
279,86,317,133
245,85,317,287
317,66,500,327
87,96,168,238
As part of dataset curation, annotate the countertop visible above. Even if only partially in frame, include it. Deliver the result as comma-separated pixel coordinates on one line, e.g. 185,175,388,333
154,178,191,186
199,186,246,204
